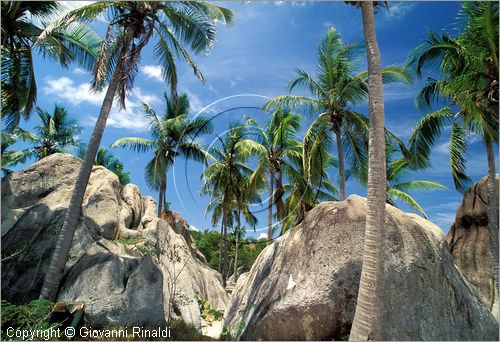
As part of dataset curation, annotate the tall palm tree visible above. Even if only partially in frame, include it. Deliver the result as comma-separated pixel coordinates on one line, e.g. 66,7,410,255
1,1,100,131
77,145,131,185
202,123,263,285
232,178,259,282
246,109,302,244
281,119,338,233
40,2,234,300
265,27,410,201
407,1,499,291
112,93,213,215
348,143,446,219
348,1,388,340
13,105,82,161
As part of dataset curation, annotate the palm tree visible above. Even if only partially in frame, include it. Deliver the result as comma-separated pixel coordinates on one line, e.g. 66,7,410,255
348,143,446,219
281,119,338,233
347,1,388,340
265,27,410,201
406,1,499,295
232,178,259,282
202,123,263,285
1,1,100,131
1,132,32,176
112,92,213,215
77,145,131,185
13,105,82,161
246,109,302,244
40,2,234,300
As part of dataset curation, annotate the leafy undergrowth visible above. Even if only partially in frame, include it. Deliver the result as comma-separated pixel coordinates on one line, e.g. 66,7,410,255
1,299,64,341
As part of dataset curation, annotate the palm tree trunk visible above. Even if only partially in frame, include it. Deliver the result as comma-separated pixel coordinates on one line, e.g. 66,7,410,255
275,166,285,220
350,2,386,340
234,210,241,282
267,166,275,244
164,174,168,212
334,125,346,201
222,203,228,287
485,135,499,293
158,180,164,217
40,29,135,300
218,221,223,273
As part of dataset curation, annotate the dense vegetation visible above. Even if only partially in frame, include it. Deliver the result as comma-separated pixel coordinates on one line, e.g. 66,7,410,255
191,229,267,276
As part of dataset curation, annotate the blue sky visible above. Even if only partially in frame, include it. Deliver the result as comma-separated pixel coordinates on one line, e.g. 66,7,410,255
8,1,498,239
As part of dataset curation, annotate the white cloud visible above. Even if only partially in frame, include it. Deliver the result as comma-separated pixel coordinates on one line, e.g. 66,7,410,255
274,1,285,6
43,77,104,105
142,65,164,82
42,77,159,132
189,225,200,232
257,232,268,240
436,142,450,154
323,21,334,28
383,2,417,21
72,67,88,75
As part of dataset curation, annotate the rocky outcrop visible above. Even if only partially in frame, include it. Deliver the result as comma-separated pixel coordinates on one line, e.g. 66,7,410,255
223,195,498,341
447,174,499,315
1,153,228,332
163,210,209,265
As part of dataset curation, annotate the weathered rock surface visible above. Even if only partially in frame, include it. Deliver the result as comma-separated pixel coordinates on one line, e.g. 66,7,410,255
223,195,498,341
163,210,209,265
1,153,228,331
447,175,498,315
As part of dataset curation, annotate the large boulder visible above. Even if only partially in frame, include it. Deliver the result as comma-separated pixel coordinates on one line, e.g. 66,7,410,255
447,175,498,315
223,195,498,341
1,153,228,332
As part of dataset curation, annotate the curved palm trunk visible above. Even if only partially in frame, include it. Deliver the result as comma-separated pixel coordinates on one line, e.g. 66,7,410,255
350,2,386,341
275,166,285,221
40,29,133,300
334,125,346,201
234,210,241,282
222,201,229,287
40,30,134,300
485,135,499,294
267,166,275,245
158,179,165,217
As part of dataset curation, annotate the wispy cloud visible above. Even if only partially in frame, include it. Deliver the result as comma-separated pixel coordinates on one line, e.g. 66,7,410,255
382,2,417,21
42,76,159,131
142,65,164,82
257,232,268,240
430,212,456,231
72,67,88,75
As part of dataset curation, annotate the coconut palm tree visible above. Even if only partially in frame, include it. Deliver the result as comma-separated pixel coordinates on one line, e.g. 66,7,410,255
348,143,446,219
406,1,499,295
232,178,259,282
77,145,130,185
1,1,100,131
265,27,411,201
202,123,263,285
12,105,82,161
347,1,388,340
1,132,32,176
112,93,213,215
246,109,302,244
281,119,338,233
41,2,234,300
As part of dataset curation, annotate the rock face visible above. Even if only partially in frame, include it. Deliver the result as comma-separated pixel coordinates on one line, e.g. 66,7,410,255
223,195,498,341
447,175,499,314
1,153,228,331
